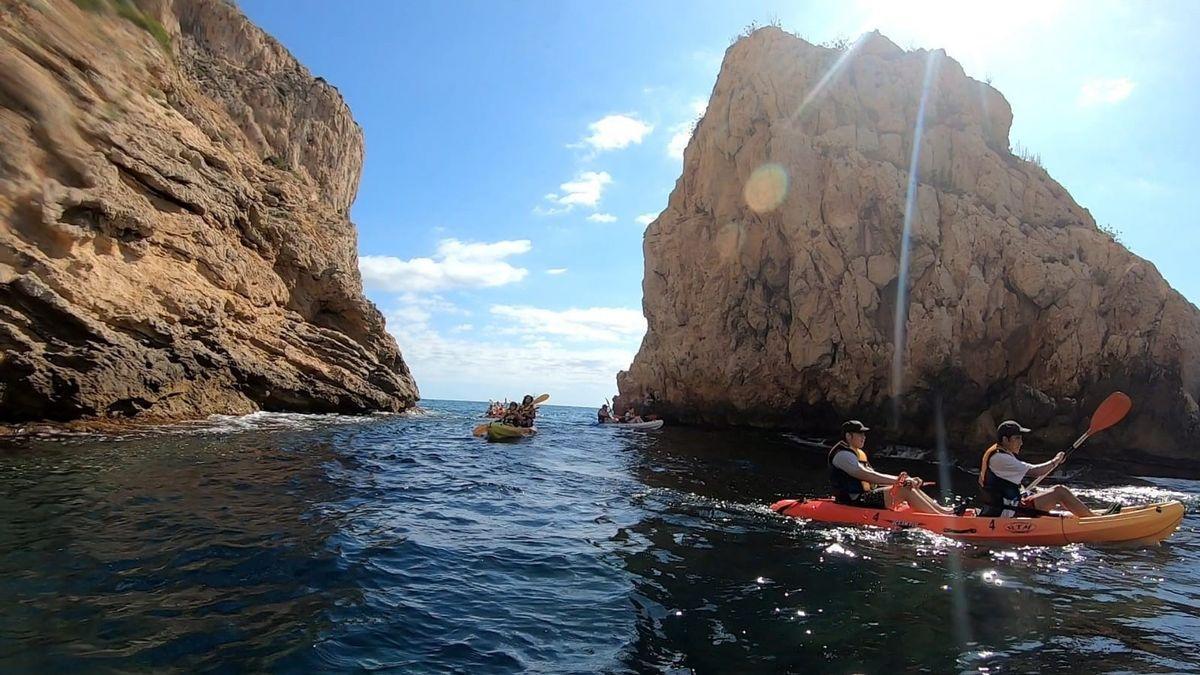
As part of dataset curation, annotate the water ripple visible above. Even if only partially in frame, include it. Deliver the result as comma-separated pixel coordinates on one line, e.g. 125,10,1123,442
0,401,1196,672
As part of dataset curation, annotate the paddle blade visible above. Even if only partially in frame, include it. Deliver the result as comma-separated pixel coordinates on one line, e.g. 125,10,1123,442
533,393,550,406
472,423,489,437
1087,392,1132,435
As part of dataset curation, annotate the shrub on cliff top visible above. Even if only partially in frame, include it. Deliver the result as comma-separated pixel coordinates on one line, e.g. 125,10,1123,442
1098,222,1124,245
1012,141,1044,169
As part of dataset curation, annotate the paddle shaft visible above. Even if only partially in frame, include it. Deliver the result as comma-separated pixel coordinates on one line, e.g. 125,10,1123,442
1024,430,1090,492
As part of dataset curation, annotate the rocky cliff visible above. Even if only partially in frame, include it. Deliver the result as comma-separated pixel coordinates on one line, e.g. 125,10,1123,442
0,0,418,422
619,28,1200,474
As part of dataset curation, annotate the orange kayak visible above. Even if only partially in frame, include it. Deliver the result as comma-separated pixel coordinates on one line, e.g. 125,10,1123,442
771,498,1185,547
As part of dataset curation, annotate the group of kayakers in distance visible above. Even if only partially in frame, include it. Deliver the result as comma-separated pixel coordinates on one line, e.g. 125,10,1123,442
597,404,645,424
829,418,1122,516
597,390,658,424
486,395,539,428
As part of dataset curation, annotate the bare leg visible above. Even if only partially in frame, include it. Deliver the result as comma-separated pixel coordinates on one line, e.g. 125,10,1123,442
1026,485,1097,518
885,486,954,514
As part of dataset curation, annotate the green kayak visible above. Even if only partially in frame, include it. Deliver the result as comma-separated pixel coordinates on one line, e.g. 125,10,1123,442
484,423,537,442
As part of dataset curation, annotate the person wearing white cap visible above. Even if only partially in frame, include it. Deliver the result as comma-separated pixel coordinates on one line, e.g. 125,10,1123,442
978,420,1117,518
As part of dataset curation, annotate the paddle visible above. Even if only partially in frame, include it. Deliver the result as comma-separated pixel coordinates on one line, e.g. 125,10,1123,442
1023,391,1132,492
473,394,549,436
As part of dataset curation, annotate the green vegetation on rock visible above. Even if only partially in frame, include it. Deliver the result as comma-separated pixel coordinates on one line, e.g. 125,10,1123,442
71,0,172,53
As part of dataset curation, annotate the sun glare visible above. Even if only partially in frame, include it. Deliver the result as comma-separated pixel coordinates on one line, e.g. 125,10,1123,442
848,0,1068,74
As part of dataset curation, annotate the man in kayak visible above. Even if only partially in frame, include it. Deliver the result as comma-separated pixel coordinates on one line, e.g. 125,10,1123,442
598,404,613,423
829,420,953,514
978,420,1118,518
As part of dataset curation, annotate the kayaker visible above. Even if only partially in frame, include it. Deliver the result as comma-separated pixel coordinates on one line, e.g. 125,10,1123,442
598,404,613,423
515,394,538,428
622,409,643,424
978,420,1119,518
829,420,953,514
500,401,520,425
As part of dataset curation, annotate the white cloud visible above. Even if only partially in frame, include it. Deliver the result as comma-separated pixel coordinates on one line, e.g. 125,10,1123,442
450,323,474,332
390,303,431,326
546,268,568,275
384,307,638,406
667,126,692,160
582,114,653,151
667,98,708,160
587,213,617,223
490,305,646,343
1078,77,1135,106
536,171,613,215
635,213,657,226
558,171,611,207
360,238,531,292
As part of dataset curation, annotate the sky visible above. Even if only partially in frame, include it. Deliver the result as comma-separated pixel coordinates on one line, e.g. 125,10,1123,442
239,0,1200,407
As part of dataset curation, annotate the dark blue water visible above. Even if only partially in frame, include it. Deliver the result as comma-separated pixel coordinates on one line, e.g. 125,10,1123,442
1,400,1197,673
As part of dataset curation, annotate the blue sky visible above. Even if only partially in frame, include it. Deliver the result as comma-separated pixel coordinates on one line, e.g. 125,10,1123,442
239,0,1200,407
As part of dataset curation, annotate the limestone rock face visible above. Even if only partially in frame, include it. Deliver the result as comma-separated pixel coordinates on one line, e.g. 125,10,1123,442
0,0,418,422
618,28,1200,474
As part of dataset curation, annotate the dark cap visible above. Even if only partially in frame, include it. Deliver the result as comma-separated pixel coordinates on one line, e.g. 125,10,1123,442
997,420,1031,438
842,420,870,434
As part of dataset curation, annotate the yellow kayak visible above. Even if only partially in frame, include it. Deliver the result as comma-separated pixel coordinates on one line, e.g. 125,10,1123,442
484,423,537,442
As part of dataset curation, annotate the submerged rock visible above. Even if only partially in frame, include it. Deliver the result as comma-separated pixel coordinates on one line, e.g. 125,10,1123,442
0,0,418,422
618,28,1200,475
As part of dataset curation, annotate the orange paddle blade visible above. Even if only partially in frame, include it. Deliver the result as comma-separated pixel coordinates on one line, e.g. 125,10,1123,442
1087,392,1131,435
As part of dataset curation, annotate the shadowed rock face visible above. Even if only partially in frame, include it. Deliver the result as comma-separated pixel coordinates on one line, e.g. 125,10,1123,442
618,28,1200,475
0,0,418,422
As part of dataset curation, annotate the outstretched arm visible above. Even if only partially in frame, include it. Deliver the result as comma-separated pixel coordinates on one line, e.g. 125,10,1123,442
1023,452,1065,479
832,452,899,487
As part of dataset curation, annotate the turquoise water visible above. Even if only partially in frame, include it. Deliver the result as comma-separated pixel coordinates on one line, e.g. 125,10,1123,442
0,400,1197,672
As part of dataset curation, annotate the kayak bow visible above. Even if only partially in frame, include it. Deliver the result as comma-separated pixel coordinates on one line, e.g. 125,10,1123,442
484,423,537,442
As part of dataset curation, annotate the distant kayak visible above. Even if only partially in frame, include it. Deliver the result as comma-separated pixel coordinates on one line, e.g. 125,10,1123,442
601,420,664,430
483,423,537,442
771,497,1185,547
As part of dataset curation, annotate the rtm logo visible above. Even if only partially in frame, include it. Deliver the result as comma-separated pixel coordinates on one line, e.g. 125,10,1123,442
1005,522,1036,533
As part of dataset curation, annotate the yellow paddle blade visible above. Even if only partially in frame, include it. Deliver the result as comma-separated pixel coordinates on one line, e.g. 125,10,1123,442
533,393,550,406
472,423,489,436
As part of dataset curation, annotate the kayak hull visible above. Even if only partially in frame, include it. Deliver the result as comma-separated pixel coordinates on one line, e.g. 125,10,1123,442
771,498,1185,547
602,420,664,430
484,423,536,442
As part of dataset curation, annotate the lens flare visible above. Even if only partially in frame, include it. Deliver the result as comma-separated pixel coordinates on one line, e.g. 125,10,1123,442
786,35,867,126
744,163,789,213
890,50,942,415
